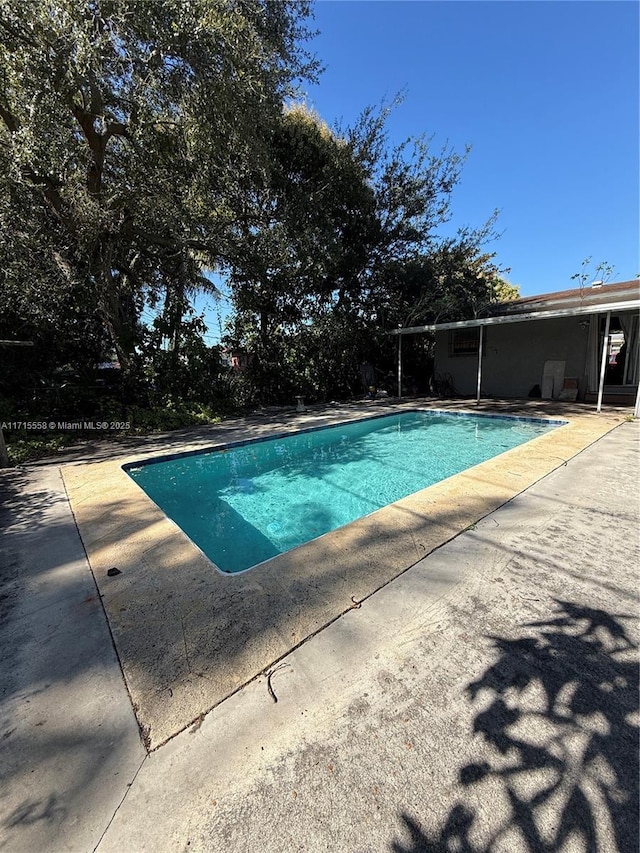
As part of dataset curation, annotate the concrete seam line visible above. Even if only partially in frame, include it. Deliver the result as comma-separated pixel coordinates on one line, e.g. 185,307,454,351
91,753,148,852
59,465,150,752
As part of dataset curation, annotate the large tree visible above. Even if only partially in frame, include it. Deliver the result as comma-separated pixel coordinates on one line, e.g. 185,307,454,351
227,104,377,338
227,96,474,336
369,217,518,332
0,0,317,377
224,97,509,402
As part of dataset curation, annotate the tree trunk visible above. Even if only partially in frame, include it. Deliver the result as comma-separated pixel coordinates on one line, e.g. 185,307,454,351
98,241,138,371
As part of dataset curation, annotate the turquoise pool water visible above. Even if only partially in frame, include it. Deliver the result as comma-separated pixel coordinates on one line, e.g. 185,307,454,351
126,410,562,573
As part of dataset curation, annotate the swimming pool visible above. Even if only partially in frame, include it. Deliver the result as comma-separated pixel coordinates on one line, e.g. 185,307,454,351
125,410,564,573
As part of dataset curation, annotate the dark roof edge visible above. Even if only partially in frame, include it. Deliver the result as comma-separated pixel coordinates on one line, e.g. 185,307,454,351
493,279,639,311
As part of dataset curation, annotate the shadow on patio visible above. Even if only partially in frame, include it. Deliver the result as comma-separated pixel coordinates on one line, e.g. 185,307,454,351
392,599,639,853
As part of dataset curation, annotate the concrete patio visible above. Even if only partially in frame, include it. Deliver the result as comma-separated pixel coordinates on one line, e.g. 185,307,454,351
1,401,638,852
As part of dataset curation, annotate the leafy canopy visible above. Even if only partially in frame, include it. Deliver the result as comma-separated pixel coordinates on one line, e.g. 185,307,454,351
0,0,317,373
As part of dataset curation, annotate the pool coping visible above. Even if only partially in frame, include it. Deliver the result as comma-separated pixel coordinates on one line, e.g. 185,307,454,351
61,400,628,749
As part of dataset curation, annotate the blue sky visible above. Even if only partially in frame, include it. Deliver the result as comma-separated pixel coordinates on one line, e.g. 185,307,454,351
198,0,639,341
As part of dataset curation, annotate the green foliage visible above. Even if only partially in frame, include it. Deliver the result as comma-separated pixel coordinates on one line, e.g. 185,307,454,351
137,309,226,406
125,404,221,433
224,308,397,405
344,96,469,267
226,95,504,402
1,3,509,418
0,0,316,380
228,102,378,342
285,315,393,401
3,402,224,464
492,277,520,303
364,211,513,332
5,433,79,465
571,258,615,290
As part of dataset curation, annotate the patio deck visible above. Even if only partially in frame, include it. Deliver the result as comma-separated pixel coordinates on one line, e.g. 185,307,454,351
1,403,637,852
61,399,628,749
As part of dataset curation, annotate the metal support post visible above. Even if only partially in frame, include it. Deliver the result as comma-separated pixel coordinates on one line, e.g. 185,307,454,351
475,325,484,405
596,311,611,413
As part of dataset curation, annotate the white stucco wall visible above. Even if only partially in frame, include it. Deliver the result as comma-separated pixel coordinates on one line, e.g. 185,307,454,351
433,316,589,399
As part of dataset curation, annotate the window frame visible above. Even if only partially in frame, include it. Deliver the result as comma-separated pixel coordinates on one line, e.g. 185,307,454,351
448,327,486,357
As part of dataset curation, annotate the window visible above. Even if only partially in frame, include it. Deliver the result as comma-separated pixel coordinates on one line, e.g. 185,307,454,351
448,327,484,357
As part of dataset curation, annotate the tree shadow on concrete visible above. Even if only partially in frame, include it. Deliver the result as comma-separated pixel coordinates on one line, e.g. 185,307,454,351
0,467,146,851
2,793,67,832
392,599,639,853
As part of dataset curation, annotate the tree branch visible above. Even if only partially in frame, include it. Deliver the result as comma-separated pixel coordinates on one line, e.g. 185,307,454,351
19,165,76,236
0,15,40,48
132,229,215,254
105,120,129,140
0,97,76,234
0,102,19,133
70,102,106,195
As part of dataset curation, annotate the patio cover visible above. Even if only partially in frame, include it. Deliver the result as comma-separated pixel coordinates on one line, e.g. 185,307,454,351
389,281,640,416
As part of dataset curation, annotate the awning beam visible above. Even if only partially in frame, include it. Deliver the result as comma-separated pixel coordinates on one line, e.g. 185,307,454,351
390,300,640,336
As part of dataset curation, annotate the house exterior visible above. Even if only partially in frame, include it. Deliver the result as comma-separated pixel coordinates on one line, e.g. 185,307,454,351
220,347,252,371
392,279,640,413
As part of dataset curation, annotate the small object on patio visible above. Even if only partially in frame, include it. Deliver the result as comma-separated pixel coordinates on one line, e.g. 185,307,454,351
107,567,122,577
558,377,579,402
267,661,291,703
189,712,205,733
295,395,307,413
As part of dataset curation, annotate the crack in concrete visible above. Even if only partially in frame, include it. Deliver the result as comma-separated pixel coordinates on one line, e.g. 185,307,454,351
92,753,148,852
